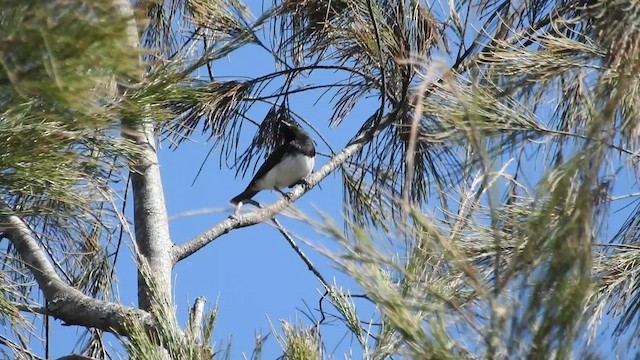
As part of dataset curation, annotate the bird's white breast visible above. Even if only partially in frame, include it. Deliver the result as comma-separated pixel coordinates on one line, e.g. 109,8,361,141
254,154,314,190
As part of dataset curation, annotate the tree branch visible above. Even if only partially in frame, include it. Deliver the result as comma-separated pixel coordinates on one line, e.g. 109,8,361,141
172,140,365,263
112,0,174,312
270,217,330,291
189,296,206,345
0,203,153,334
13,303,51,316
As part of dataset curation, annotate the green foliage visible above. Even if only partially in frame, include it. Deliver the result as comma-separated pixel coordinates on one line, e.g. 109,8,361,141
123,261,218,359
272,320,321,360
0,0,140,204
0,0,142,355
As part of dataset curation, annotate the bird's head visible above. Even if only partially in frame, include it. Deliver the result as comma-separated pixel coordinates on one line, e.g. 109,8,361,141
280,119,307,142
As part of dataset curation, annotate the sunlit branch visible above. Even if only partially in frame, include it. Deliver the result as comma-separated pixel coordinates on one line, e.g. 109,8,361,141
0,201,154,334
172,136,371,263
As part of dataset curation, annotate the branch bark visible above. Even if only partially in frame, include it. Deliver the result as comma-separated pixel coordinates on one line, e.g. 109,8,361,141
126,123,175,312
189,297,206,345
0,203,153,334
112,0,174,312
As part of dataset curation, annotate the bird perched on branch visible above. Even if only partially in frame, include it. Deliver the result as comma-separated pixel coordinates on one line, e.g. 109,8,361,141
230,120,315,206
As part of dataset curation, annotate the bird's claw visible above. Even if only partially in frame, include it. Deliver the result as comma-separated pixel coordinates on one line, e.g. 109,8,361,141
229,203,242,219
276,187,294,201
288,177,312,189
299,177,311,188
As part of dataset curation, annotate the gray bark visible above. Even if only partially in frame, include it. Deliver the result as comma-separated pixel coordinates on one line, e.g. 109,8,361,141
189,297,206,344
0,203,153,334
111,0,174,312
111,0,176,356
127,122,174,312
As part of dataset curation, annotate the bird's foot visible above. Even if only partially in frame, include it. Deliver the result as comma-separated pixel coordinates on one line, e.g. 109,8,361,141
284,191,295,202
288,177,312,189
229,202,243,220
245,199,263,208
274,187,296,202
299,177,311,188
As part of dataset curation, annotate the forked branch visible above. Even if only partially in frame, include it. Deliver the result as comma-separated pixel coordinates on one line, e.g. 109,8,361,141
0,202,153,334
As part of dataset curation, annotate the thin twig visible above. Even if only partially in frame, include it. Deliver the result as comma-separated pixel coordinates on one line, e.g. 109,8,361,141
607,193,640,201
110,173,130,283
0,334,45,360
244,83,353,102
270,218,330,291
45,299,49,359
238,201,331,291
189,296,206,345
168,208,231,221
593,243,640,250
366,0,387,129
542,128,640,158
13,302,51,316
399,58,439,210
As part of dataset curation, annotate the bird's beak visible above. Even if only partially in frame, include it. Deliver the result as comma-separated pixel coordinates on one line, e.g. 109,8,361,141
280,117,297,127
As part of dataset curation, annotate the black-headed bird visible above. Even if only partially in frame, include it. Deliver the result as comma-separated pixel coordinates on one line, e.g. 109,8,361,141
230,120,315,205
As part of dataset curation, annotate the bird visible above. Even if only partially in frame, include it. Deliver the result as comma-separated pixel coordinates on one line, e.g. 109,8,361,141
229,120,315,205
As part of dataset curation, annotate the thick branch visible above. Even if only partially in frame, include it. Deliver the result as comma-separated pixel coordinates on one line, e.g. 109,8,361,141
113,0,174,312
0,204,153,334
126,123,175,311
172,141,363,263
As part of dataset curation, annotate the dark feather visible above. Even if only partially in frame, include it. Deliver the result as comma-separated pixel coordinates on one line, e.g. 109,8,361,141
229,189,260,205
229,121,315,205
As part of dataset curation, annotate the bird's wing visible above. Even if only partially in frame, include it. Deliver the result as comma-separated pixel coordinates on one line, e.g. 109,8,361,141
246,144,289,189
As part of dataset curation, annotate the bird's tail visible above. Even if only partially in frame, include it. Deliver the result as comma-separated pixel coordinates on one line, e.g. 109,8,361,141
229,189,259,205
